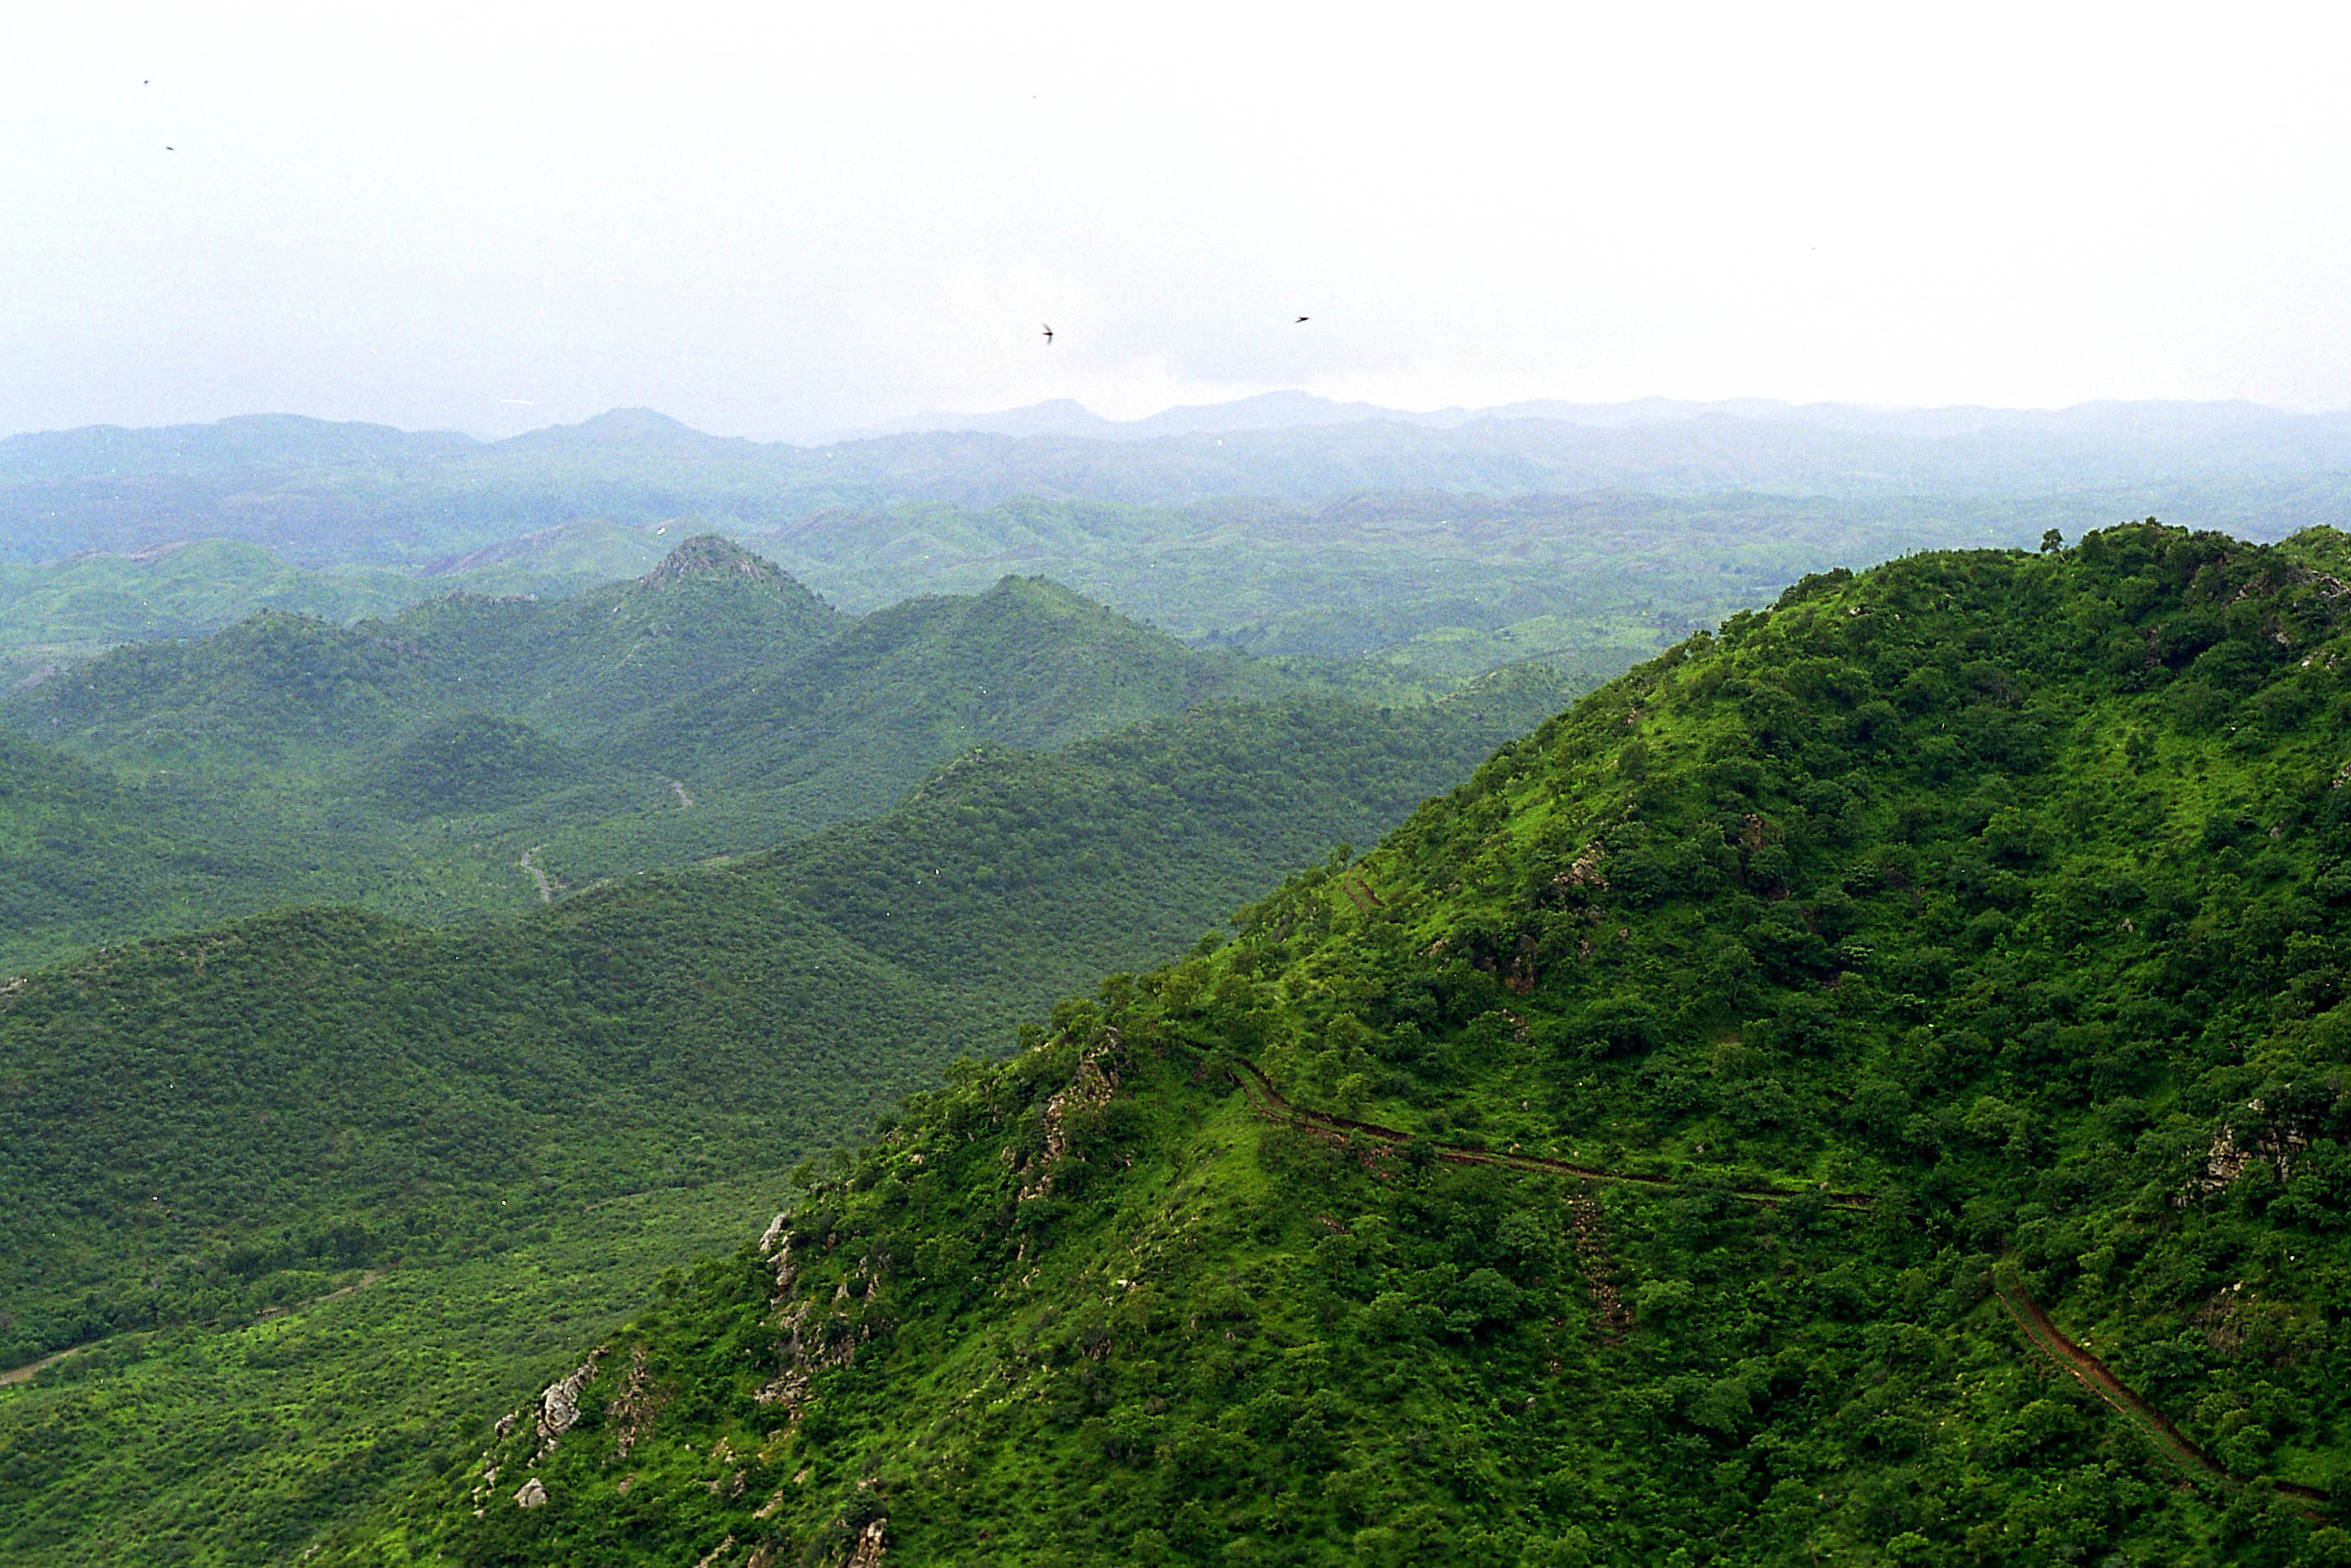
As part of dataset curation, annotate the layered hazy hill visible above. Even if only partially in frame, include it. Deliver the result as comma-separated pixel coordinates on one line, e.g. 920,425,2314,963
7,399,2351,571
15,533,841,758
17,393,2348,694
383,523,2351,1566
0,537,1369,969
0,524,675,688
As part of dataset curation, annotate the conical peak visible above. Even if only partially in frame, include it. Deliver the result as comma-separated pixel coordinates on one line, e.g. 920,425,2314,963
639,533,792,590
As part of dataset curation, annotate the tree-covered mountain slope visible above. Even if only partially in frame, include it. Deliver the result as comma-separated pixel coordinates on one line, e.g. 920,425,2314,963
0,728,366,964
0,669,1576,1566
369,534,845,734
590,573,1290,842
379,523,2351,1567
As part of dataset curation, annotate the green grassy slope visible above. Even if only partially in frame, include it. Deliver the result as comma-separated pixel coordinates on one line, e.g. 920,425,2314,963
0,670,1577,1566
383,523,2351,1567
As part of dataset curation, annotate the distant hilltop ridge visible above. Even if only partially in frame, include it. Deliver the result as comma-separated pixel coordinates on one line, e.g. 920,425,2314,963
2,393,2337,464
10,393,2351,569
637,532,795,589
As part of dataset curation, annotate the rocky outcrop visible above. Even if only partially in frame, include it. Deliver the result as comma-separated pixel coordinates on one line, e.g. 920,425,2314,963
608,1345,659,1459
514,1478,548,1509
537,1352,603,1455
1551,840,1608,893
1017,1040,1120,1201
640,534,794,591
2180,1099,2309,1202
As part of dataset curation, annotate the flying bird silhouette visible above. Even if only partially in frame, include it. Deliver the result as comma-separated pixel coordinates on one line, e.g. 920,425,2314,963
1041,324,1054,345
1295,316,1309,323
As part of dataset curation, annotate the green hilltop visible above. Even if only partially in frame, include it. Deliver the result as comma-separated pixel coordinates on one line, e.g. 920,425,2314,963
359,523,2351,1566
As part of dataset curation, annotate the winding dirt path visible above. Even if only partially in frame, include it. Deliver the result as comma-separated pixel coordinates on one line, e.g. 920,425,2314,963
520,845,554,904
1232,1061,2327,1513
1995,1265,2330,1511
1232,1061,1872,1209
0,1344,84,1388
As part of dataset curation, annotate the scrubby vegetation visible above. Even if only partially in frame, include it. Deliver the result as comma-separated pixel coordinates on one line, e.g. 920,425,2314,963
370,523,2351,1566
0,665,1569,1564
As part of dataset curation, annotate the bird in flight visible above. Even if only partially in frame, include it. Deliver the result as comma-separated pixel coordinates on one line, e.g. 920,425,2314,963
1041,323,1054,345
1295,316,1309,323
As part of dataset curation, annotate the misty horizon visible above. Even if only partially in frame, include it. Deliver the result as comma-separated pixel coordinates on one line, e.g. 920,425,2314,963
11,7,2351,443
8,388,2351,453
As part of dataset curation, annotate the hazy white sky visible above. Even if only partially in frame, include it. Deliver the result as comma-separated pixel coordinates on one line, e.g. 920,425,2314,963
4,2,2349,440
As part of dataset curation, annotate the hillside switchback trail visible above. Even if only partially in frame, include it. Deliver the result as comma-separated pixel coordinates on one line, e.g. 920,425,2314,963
1994,1264,2331,1513
1233,1060,1874,1208
1241,1059,2330,1514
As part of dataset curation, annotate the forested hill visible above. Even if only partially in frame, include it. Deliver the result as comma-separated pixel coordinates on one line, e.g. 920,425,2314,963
11,534,843,759
395,523,2351,1566
0,540,1327,970
8,537,1268,798
0,666,1578,1565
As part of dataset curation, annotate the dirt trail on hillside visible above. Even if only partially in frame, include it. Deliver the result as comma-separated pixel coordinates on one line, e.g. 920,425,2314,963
1567,1194,1631,1343
1232,1061,2327,1513
1995,1266,2330,1511
520,846,554,904
1232,1061,1872,1209
0,1344,84,1387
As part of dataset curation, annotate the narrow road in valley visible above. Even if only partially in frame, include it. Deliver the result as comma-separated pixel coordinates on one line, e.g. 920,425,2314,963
520,845,554,904
1,1268,394,1390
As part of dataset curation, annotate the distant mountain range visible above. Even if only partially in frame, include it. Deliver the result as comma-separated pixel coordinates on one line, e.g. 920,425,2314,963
5,396,2349,660
7,393,2341,480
